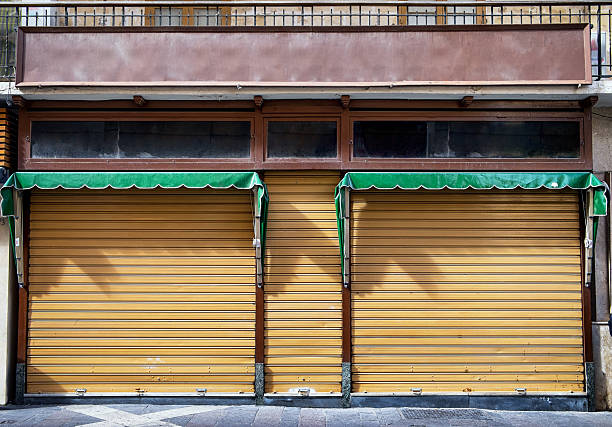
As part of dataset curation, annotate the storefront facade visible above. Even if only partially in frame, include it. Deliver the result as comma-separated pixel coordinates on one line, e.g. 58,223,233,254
0,19,607,410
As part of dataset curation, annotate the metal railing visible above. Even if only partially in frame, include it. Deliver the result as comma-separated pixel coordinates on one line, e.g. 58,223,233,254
0,0,610,80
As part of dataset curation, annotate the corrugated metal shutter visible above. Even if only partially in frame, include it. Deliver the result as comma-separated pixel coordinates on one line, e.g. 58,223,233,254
27,189,256,394
0,108,16,170
264,171,342,393
351,190,584,393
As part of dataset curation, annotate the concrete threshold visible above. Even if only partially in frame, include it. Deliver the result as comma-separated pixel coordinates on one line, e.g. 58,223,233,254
22,392,588,411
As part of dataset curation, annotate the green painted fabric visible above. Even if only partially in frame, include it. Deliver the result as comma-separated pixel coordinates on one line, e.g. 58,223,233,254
1,171,269,253
335,172,608,277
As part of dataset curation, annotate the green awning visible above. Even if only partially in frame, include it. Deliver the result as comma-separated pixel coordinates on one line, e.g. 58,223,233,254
335,172,608,276
1,171,269,249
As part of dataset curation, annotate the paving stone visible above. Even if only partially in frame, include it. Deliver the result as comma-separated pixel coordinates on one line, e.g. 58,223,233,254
0,404,612,427
163,414,195,426
185,407,227,427
107,404,189,416
375,408,403,426
253,405,284,427
325,408,362,427
359,408,378,425
22,408,101,427
279,406,301,427
214,405,258,427
298,407,326,427
0,405,59,424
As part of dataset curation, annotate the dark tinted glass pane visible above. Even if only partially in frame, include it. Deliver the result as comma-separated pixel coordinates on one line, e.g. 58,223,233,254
434,121,580,159
31,121,251,159
353,121,580,159
353,121,427,158
267,121,337,158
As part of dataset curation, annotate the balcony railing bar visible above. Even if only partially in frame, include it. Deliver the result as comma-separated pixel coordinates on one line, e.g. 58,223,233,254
0,1,611,6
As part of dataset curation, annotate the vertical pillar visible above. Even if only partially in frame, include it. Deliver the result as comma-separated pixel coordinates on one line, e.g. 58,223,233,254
583,189,595,410
253,188,264,405
341,187,351,408
13,191,27,405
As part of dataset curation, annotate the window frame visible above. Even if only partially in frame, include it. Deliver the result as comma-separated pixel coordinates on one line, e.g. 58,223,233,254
350,114,585,162
21,110,257,171
347,110,588,171
17,100,592,172
263,116,341,166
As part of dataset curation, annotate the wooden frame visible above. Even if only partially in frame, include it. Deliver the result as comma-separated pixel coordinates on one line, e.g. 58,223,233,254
348,111,588,171
17,99,593,171
14,97,596,396
20,110,258,171
263,116,342,169
579,192,594,370
16,192,29,369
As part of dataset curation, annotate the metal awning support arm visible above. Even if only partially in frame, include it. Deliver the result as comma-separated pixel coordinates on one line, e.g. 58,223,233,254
253,187,263,288
584,189,595,289
343,187,350,289
12,189,24,288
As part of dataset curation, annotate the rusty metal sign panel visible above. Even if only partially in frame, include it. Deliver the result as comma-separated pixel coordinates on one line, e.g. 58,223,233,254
16,25,591,87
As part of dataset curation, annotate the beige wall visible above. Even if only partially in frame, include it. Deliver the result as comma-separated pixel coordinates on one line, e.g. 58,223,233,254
593,108,612,173
0,220,15,405
592,108,612,410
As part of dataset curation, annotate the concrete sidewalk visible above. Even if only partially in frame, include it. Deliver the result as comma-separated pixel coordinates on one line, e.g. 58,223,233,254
0,404,611,427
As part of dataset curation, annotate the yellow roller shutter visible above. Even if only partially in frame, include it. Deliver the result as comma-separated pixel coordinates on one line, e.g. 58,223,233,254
351,189,584,393
27,188,256,394
264,171,342,393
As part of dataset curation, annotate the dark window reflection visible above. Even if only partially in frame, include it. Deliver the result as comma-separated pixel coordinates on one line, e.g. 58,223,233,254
353,121,580,159
267,121,337,158
31,121,252,159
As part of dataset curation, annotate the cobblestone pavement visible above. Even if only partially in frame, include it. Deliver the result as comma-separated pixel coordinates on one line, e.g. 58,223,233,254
0,404,611,426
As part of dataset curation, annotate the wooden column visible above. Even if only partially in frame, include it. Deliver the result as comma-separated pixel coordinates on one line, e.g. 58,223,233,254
15,191,28,404
253,186,264,404
582,189,594,363
341,186,351,407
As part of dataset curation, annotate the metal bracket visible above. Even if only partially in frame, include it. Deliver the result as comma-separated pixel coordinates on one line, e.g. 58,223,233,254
253,188,263,289
297,388,311,397
13,190,24,289
343,187,350,289
584,189,595,289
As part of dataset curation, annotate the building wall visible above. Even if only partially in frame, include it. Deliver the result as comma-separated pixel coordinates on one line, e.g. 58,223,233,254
591,108,612,410
0,219,15,405
593,108,612,174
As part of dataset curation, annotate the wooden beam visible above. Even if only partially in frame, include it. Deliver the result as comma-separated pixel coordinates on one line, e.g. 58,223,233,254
340,95,351,110
459,96,474,108
132,95,147,107
581,96,599,109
